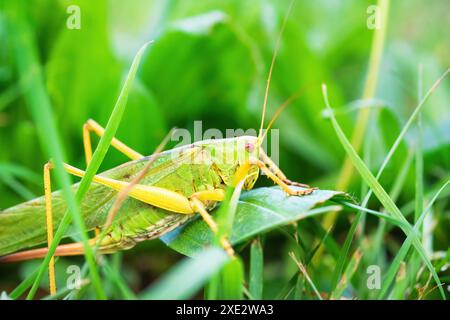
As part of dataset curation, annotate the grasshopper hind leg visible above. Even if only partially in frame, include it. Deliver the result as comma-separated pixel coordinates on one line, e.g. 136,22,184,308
83,118,144,165
189,190,235,257
43,162,57,295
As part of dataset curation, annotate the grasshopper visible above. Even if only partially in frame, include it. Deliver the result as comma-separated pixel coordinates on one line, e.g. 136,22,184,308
0,4,314,295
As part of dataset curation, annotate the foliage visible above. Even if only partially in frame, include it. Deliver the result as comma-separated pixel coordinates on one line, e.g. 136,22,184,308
0,0,449,300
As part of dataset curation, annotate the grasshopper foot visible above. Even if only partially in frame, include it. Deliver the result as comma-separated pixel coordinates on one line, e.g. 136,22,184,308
285,187,317,196
294,187,317,196
283,179,311,188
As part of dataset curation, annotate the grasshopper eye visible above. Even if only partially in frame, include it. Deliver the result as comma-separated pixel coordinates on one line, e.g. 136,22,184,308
245,142,254,153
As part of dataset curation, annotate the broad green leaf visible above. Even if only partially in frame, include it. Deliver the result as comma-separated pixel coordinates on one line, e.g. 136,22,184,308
161,186,350,256
139,11,257,123
46,0,121,134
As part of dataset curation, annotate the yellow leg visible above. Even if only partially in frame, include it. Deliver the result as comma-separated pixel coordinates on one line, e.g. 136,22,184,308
62,163,194,214
102,127,177,230
65,160,233,256
259,149,310,188
43,162,56,296
191,189,225,202
251,158,315,196
83,119,144,165
0,240,99,263
190,189,241,257
190,197,235,257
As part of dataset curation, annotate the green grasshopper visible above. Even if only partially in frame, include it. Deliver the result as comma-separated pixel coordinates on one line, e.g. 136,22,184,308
0,121,314,289
0,6,314,294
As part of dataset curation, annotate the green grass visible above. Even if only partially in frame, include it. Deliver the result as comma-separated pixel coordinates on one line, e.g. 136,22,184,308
140,248,229,299
322,84,446,299
26,40,150,299
4,1,151,298
5,0,104,299
249,238,264,299
0,0,449,300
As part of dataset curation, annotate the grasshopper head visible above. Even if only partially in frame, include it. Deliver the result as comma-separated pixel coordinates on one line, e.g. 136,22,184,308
204,136,260,190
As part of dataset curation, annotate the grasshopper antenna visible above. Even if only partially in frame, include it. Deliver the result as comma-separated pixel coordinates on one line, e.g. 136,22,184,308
258,0,297,144
260,81,317,143
260,90,301,142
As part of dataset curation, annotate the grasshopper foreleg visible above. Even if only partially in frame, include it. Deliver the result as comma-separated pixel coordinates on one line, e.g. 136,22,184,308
251,158,316,196
259,149,310,188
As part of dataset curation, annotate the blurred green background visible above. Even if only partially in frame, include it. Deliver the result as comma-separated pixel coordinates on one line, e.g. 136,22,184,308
0,0,449,299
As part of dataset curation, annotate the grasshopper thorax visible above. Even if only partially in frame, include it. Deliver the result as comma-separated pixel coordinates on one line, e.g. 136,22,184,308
196,136,260,190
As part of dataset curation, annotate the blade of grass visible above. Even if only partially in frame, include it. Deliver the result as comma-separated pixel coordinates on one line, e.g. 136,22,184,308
322,0,390,233
289,252,322,300
327,67,449,284
249,238,264,299
331,130,407,299
213,181,244,300
9,263,41,299
378,180,450,299
205,271,220,300
400,173,450,218
389,149,415,201
6,1,104,299
304,223,335,264
0,83,22,112
390,262,408,299
219,257,244,300
242,286,255,300
0,174,36,200
216,181,244,239
0,163,41,185
328,67,449,259
307,220,340,260
338,0,391,186
329,212,362,295
415,64,424,224
22,40,151,299
42,279,90,300
338,201,406,228
378,233,413,298
406,64,425,298
358,148,413,299
359,67,449,208
275,271,299,299
101,260,136,300
322,84,446,299
294,274,305,300
330,249,362,300
329,114,374,295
